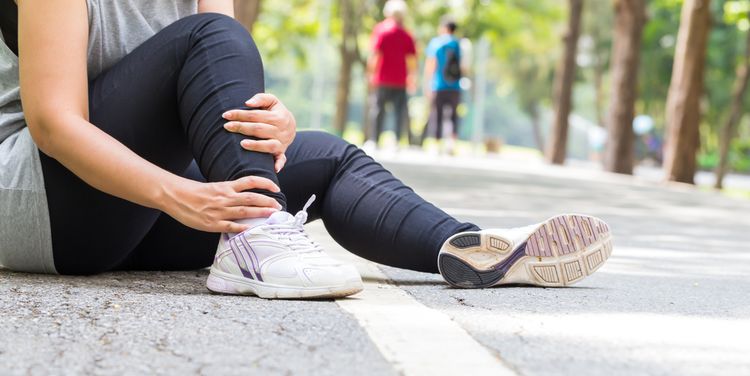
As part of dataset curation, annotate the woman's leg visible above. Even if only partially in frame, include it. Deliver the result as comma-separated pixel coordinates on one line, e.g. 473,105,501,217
119,131,478,274
42,14,281,275
279,131,479,273
115,162,219,271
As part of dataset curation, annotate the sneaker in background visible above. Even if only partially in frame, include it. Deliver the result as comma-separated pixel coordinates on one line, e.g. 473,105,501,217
438,215,612,288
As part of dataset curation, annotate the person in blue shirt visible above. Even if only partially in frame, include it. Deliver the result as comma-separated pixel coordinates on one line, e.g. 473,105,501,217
423,19,462,149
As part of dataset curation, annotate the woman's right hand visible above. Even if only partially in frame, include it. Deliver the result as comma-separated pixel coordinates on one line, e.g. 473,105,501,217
161,176,283,234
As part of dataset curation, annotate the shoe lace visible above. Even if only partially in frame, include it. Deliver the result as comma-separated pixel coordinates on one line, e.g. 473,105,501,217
264,195,322,253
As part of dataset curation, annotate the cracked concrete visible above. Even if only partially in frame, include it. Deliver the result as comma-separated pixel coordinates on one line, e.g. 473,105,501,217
0,271,395,375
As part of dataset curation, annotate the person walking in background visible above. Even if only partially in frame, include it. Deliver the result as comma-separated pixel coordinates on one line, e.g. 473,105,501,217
423,19,463,154
364,0,417,152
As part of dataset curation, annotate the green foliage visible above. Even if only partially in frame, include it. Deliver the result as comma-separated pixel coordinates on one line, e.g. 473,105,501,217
252,0,320,66
698,138,750,172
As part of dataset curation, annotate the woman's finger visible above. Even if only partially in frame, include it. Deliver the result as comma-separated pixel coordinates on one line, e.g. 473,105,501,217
224,121,277,139
274,153,287,173
223,206,279,221
240,139,284,154
217,220,250,234
222,109,277,123
230,192,282,209
245,93,279,108
230,176,280,193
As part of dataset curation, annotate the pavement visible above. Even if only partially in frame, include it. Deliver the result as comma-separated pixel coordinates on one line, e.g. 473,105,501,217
1,151,749,376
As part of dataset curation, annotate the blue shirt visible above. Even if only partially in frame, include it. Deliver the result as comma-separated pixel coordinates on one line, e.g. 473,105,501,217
426,35,461,91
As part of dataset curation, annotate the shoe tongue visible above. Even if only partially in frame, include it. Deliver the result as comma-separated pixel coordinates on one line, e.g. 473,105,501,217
265,211,295,225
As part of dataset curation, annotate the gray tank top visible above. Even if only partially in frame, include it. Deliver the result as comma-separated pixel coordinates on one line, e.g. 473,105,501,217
0,0,197,273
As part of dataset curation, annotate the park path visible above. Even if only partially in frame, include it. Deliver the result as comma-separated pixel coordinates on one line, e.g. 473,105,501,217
1,152,748,375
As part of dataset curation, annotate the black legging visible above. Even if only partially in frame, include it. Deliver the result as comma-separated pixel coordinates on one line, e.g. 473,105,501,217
39,14,478,276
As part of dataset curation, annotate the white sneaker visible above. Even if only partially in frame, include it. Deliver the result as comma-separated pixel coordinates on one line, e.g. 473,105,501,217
438,215,613,288
206,196,364,299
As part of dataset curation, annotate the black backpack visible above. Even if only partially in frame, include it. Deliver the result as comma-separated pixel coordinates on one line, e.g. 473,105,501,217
443,45,461,83
0,0,19,55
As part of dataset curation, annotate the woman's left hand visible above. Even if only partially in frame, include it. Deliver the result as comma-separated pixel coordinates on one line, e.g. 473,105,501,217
222,93,297,173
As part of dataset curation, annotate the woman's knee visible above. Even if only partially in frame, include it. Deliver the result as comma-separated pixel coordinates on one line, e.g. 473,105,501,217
177,13,262,60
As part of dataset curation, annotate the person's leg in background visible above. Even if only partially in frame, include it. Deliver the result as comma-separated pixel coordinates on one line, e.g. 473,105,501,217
368,86,389,146
429,91,445,141
392,88,411,146
41,13,280,275
446,90,461,140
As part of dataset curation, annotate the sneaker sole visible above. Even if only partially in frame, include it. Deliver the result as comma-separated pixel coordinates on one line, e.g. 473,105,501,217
438,214,612,288
206,269,364,299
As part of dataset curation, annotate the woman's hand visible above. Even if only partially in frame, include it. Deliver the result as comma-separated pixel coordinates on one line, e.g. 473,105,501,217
162,175,283,234
222,93,297,173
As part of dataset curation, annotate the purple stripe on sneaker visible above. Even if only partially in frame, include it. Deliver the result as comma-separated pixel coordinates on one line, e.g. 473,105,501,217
228,238,254,280
232,237,256,280
232,237,258,280
492,242,529,273
239,235,264,282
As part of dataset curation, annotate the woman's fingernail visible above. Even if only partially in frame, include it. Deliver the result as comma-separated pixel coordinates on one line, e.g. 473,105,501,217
223,123,234,130
246,99,258,106
222,111,231,119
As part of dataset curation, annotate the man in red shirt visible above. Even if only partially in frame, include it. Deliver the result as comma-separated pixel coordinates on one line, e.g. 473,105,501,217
366,0,417,149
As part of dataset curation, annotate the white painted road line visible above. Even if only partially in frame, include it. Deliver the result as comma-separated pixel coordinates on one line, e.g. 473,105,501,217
307,222,517,376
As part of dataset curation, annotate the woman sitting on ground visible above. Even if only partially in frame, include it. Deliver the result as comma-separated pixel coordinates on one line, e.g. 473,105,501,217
0,0,612,298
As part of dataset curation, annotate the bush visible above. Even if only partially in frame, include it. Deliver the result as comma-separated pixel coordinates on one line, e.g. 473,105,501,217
697,140,750,173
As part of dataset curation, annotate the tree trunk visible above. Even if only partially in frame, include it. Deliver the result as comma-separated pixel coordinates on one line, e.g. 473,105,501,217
714,26,750,189
528,103,545,152
234,0,262,33
663,0,712,184
604,0,647,174
547,0,584,165
593,58,606,128
333,0,362,136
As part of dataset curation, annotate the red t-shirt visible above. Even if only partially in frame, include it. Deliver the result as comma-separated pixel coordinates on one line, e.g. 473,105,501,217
370,19,416,88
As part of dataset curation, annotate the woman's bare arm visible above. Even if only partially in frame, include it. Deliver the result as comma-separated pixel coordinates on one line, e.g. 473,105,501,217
198,0,235,16
18,0,279,233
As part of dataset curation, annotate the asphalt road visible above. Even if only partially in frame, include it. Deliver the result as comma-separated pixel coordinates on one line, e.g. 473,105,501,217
1,153,748,375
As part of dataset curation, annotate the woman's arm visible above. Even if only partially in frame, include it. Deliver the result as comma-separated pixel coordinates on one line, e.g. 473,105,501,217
198,0,234,16
18,0,279,233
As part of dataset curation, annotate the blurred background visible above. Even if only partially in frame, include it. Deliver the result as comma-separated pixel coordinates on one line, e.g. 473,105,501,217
232,0,750,193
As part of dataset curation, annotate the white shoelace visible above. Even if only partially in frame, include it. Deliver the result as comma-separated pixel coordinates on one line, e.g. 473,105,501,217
264,195,322,253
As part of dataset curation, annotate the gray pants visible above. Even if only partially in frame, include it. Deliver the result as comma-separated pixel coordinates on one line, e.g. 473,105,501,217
427,90,461,140
369,86,412,143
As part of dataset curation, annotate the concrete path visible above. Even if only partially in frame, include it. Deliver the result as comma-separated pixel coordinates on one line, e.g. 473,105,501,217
1,153,748,375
